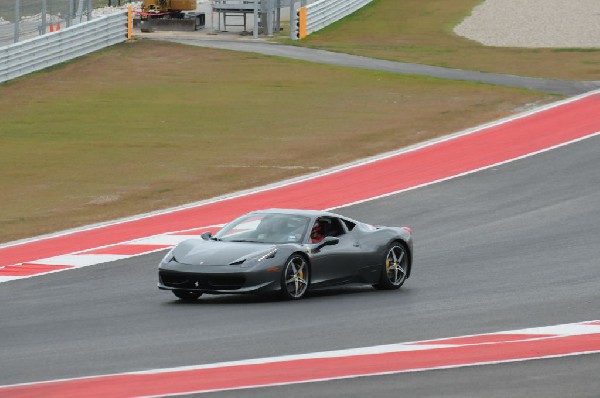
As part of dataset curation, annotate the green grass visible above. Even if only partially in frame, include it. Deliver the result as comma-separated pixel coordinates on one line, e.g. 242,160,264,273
0,40,560,243
281,0,600,81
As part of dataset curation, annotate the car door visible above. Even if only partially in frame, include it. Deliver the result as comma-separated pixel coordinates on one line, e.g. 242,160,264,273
309,217,364,285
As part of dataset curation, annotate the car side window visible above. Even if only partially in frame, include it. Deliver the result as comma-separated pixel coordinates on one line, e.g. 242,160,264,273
322,217,346,237
341,219,356,231
310,217,347,243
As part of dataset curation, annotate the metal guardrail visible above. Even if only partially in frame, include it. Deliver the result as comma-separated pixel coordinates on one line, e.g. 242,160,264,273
304,0,371,37
0,10,128,84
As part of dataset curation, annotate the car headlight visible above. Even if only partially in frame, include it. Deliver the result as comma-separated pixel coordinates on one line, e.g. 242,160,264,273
161,247,177,264
231,248,277,268
257,248,277,262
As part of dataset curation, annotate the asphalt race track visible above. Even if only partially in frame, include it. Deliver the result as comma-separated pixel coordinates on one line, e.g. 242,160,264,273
1,118,599,396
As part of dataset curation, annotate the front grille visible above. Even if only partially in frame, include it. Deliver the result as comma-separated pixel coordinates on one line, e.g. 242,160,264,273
208,275,246,289
160,272,188,286
160,270,245,290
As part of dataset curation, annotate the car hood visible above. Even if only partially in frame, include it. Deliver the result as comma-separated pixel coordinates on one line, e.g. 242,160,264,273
172,239,276,266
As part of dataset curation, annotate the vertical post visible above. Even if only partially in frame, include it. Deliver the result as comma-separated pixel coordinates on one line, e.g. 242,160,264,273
67,0,73,27
76,0,83,23
41,0,47,34
298,5,306,39
209,0,214,34
14,0,20,43
127,5,133,39
266,0,273,36
87,0,93,21
253,0,258,38
289,0,296,40
275,0,280,33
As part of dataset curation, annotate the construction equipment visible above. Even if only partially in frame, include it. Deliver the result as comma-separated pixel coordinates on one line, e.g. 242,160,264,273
140,0,205,32
142,0,196,14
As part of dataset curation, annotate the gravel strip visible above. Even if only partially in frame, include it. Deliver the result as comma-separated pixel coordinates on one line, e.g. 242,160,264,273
454,0,600,48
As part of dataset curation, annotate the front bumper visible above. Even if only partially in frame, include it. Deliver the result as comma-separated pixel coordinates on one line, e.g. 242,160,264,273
158,266,279,294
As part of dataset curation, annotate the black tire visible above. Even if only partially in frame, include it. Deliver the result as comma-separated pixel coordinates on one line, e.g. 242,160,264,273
172,290,202,301
280,254,310,300
374,242,408,290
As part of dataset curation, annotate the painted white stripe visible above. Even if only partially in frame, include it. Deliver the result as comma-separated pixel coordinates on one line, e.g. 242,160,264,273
138,350,600,398
2,130,599,282
511,324,600,336
2,320,598,391
126,234,200,246
166,224,225,235
329,130,600,211
1,94,599,283
1,89,599,251
30,254,129,267
3,130,599,280
0,276,24,283
97,321,600,376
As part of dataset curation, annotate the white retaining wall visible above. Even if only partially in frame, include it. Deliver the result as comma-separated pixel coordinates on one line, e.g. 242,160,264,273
0,11,128,84
305,0,372,36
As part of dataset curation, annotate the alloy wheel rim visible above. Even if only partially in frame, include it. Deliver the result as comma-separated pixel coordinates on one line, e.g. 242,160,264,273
285,257,308,298
386,246,407,285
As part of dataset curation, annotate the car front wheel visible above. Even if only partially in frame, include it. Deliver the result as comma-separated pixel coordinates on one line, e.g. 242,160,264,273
280,254,309,300
172,290,202,301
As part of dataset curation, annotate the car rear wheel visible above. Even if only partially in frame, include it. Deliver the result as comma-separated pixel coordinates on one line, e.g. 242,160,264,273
281,254,309,300
374,242,408,290
172,290,202,301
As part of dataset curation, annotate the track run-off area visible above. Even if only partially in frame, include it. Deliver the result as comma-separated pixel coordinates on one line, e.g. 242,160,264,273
2,91,600,281
1,91,600,397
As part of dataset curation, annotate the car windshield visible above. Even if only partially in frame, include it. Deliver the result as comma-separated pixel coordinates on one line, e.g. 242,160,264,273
214,213,311,244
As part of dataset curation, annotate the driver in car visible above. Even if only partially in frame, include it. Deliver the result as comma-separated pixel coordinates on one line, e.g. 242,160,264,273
310,221,325,243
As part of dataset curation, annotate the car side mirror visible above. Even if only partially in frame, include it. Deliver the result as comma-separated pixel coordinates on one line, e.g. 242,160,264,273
200,231,212,240
316,236,339,250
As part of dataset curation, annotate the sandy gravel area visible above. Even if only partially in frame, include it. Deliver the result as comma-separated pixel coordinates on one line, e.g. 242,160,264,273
454,0,600,48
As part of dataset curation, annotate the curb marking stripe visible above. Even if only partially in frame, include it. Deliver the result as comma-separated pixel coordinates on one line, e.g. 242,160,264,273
1,321,598,397
1,92,599,278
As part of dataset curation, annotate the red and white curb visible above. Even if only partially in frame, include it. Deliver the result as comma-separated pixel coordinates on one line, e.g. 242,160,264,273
1,320,599,397
0,226,222,283
1,90,600,283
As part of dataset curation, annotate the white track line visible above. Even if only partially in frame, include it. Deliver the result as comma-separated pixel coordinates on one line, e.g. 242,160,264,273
1,320,598,392
328,130,600,211
1,92,599,283
2,89,599,251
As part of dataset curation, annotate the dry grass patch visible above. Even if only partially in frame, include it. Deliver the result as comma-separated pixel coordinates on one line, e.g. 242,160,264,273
0,40,559,243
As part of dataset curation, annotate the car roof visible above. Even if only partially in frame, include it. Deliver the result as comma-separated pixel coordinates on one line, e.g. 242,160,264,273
249,208,339,218
249,208,358,222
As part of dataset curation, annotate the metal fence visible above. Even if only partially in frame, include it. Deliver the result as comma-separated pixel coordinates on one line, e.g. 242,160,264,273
302,0,372,38
210,0,312,38
0,10,128,83
0,0,121,46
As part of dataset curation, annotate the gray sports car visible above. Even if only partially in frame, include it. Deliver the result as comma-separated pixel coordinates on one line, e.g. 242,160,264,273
158,209,413,301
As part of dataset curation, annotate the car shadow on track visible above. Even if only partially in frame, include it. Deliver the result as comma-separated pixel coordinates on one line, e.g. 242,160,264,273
161,285,405,306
